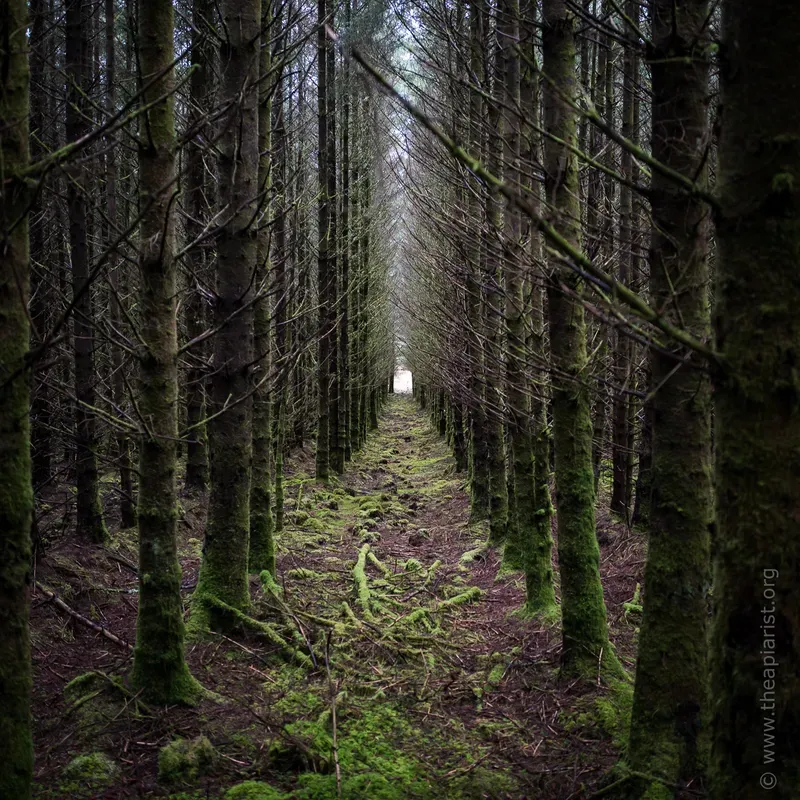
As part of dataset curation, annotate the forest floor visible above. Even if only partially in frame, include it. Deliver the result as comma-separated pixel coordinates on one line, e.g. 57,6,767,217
31,395,647,800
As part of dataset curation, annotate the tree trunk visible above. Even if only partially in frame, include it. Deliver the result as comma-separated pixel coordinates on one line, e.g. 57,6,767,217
519,5,557,617
183,0,214,494
131,0,201,704
610,4,637,522
105,0,137,529
542,0,620,679
339,0,352,459
500,0,528,572
626,0,712,790
315,0,333,480
29,0,53,492
466,0,490,522
249,0,275,575
483,5,508,547
272,72,288,535
711,2,800,796
67,0,108,543
0,0,34,792
190,0,260,629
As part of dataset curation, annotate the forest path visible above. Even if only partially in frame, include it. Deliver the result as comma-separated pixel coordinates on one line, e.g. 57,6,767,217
30,395,637,799
238,394,630,798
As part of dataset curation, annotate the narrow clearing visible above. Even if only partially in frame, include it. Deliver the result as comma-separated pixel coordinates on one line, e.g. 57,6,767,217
32,395,643,799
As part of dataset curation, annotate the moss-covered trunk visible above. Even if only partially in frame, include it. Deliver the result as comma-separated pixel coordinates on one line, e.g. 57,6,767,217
0,0,34,791
710,2,800,796
190,0,260,629
626,0,712,789
542,0,619,679
249,0,275,576
131,0,201,704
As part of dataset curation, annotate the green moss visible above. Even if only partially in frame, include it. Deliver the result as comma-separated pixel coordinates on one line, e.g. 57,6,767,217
622,583,643,623
62,752,119,790
224,782,288,800
563,680,634,752
157,736,217,785
286,568,324,581
275,689,325,717
436,587,483,610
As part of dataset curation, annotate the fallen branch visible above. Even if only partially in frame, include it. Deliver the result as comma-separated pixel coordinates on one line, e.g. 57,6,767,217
106,552,139,576
36,582,133,651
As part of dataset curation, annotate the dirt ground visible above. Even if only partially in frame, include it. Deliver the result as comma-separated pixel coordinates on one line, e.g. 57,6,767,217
31,395,651,799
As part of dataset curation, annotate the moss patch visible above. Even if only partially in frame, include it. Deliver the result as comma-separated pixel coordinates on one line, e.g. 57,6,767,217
224,781,289,799
158,736,217,785
61,752,119,794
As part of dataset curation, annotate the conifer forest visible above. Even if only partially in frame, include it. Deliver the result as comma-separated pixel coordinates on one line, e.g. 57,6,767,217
2,0,799,797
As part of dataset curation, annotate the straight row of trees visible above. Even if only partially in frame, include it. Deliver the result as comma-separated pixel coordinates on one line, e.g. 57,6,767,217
0,0,396,795
397,0,799,796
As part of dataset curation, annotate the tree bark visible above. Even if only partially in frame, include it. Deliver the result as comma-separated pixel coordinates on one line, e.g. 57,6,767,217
0,0,34,792
131,0,201,704
711,2,800,795
66,0,108,543
542,0,620,679
315,0,333,479
610,3,637,522
183,0,214,494
627,0,713,790
249,0,275,575
190,0,260,629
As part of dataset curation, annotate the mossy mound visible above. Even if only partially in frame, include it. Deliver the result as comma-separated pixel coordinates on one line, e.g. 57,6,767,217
158,735,218,785
61,751,119,793
224,781,289,799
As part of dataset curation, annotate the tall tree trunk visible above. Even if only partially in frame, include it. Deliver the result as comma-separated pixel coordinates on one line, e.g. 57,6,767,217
501,0,529,572
325,5,342,475
249,0,275,575
190,0,260,629
67,0,108,543
542,0,621,679
339,0,352,462
131,0,201,704
315,0,333,480
610,4,637,521
519,4,556,616
626,0,712,790
0,0,34,792
106,0,136,529
711,2,800,796
183,0,213,493
483,6,508,546
29,0,53,492
466,0,490,521
272,71,288,535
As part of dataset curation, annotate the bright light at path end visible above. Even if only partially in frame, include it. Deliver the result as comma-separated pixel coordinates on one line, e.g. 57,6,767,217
394,369,412,393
